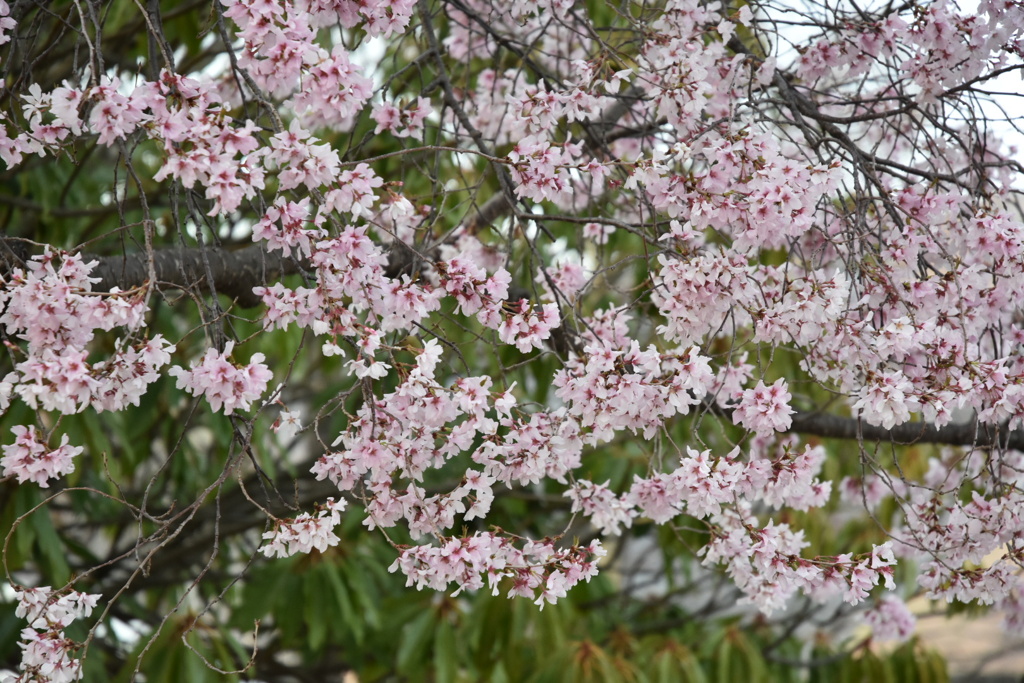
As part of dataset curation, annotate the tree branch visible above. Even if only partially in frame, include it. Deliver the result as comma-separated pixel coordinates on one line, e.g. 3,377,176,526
16,239,1024,451
788,410,1024,451
89,244,302,307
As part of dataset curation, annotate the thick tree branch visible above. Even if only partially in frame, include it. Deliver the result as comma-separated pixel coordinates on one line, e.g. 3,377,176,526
89,244,302,307
705,393,1024,451
13,233,1024,451
87,239,435,306
788,411,1024,451
18,237,1024,451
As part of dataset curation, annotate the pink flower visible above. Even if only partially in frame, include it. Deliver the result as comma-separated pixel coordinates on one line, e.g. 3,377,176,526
844,562,877,605
626,472,683,524
251,197,324,258
567,480,635,534
272,408,303,442
168,341,272,415
496,300,561,352
260,498,346,558
853,371,915,429
732,378,794,435
10,584,99,683
0,1,16,48
293,47,373,129
864,595,916,643
1,426,81,488
15,586,99,630
583,222,614,244
87,76,148,146
372,97,433,139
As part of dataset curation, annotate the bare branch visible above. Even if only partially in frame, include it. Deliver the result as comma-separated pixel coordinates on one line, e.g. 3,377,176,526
789,411,1024,451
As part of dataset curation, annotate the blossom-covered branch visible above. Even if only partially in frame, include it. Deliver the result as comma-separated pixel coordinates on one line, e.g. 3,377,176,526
3,0,1024,679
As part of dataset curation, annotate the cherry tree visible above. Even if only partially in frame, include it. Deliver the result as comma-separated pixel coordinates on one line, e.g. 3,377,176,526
1,0,1022,678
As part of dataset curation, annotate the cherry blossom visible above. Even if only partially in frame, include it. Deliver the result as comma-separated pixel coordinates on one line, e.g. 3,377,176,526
272,408,304,443
372,97,433,139
732,378,795,435
260,498,347,558
7,586,99,683
865,595,917,643
168,342,272,415
1,426,82,488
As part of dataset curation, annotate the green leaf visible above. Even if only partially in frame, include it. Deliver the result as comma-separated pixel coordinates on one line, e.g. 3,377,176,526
925,648,949,683
344,560,382,629
182,639,210,682
274,570,306,644
31,500,70,580
715,635,732,683
324,561,363,644
434,619,458,681
680,650,708,683
5,486,37,567
230,566,286,627
396,608,435,675
872,649,898,683
305,568,329,652
729,628,767,682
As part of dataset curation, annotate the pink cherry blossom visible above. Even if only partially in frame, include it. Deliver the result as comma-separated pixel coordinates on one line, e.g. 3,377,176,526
260,498,347,558
732,378,795,435
1,426,81,488
9,586,99,683
372,97,433,139
865,595,917,643
168,341,272,415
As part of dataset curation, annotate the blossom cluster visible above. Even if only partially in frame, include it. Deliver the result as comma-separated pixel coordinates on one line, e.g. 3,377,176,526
5,586,100,683
436,255,560,351
0,251,173,417
553,343,715,443
732,379,794,435
0,426,82,488
390,534,606,608
261,498,347,558
703,521,899,616
372,97,433,139
168,342,272,416
569,442,830,536
222,0,375,126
